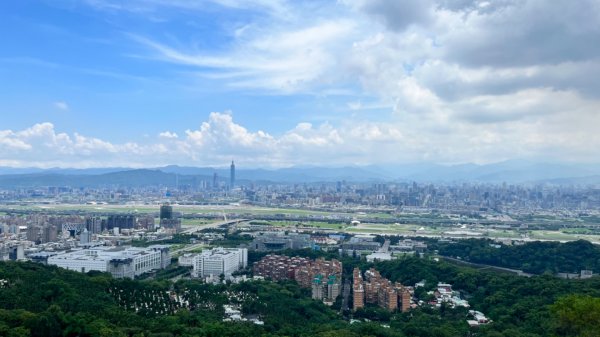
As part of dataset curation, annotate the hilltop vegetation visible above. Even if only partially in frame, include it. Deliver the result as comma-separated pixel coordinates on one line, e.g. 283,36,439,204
1,254,600,336
437,239,600,274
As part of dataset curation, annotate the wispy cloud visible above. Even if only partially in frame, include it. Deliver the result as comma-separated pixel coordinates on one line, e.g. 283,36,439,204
130,19,355,93
83,0,290,17
53,101,69,111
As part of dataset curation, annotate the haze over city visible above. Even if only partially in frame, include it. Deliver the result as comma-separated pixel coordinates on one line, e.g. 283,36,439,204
2,0,600,169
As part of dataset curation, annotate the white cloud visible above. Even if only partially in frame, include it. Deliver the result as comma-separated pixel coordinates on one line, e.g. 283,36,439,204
132,18,355,93
3,108,600,168
48,0,600,165
53,101,69,111
158,131,178,139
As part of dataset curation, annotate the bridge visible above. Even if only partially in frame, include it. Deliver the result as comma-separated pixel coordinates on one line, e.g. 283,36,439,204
180,219,248,235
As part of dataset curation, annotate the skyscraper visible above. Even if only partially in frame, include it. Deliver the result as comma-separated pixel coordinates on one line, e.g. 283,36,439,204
160,204,173,220
160,204,181,233
230,160,235,189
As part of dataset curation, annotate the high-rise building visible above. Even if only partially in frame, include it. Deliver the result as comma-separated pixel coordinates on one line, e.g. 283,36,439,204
160,204,173,220
106,215,135,230
26,226,40,243
213,172,218,189
230,160,235,189
353,267,365,310
85,217,103,234
159,204,181,232
312,274,341,302
400,289,411,312
41,225,57,243
80,228,92,245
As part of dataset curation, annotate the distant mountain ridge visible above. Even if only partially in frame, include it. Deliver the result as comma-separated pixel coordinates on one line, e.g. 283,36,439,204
0,161,599,187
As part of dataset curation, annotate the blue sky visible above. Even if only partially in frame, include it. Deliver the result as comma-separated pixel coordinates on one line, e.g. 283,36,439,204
1,0,600,168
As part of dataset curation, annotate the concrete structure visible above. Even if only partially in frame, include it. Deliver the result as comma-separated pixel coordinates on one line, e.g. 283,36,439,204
353,267,413,312
159,204,181,233
107,215,135,230
312,274,341,304
61,223,86,236
192,248,247,278
178,253,195,267
160,204,173,220
340,237,381,257
85,217,103,234
26,226,39,243
366,252,392,262
0,243,25,261
41,225,58,243
254,254,343,304
352,267,365,310
46,245,170,279
80,228,92,245
251,232,311,251
253,254,311,281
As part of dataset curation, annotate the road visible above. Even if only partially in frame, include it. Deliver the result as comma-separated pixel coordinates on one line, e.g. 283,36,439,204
378,239,390,253
439,256,533,277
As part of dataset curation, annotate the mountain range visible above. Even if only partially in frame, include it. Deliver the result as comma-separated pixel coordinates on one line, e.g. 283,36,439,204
0,161,599,187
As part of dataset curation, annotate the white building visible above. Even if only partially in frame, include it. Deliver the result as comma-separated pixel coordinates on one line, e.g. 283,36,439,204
366,252,392,262
178,253,195,267
192,248,247,278
47,245,170,279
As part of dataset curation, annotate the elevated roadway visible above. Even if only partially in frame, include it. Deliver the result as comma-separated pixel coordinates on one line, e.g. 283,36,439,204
180,219,248,235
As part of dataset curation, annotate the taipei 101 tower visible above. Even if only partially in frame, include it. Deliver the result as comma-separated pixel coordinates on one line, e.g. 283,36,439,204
230,160,235,190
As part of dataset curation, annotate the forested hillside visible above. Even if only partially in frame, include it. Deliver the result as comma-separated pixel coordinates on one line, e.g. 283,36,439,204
437,239,600,274
1,257,600,337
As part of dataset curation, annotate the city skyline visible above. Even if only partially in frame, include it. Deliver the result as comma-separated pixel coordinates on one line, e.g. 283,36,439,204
2,1,600,168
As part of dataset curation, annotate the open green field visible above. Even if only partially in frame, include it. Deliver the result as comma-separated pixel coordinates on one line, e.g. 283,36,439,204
529,230,600,243
341,222,600,243
346,222,422,235
2,204,356,217
262,220,347,230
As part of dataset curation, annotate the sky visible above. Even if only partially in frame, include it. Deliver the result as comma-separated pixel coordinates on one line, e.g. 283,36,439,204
1,0,600,168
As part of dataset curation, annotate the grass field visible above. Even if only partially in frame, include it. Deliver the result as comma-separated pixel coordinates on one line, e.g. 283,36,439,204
265,220,347,230
3,204,356,217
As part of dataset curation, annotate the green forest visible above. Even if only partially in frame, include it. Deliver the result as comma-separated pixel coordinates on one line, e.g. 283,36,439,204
436,239,600,274
1,252,600,336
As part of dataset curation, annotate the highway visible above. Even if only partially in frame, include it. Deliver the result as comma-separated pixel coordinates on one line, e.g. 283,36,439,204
439,256,533,277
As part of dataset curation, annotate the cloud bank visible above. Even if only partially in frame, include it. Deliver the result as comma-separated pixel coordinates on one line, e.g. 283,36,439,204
2,109,600,168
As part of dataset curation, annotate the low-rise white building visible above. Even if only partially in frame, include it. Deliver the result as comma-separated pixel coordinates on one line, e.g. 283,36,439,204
178,253,196,267
192,247,247,278
366,252,392,262
47,245,170,279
